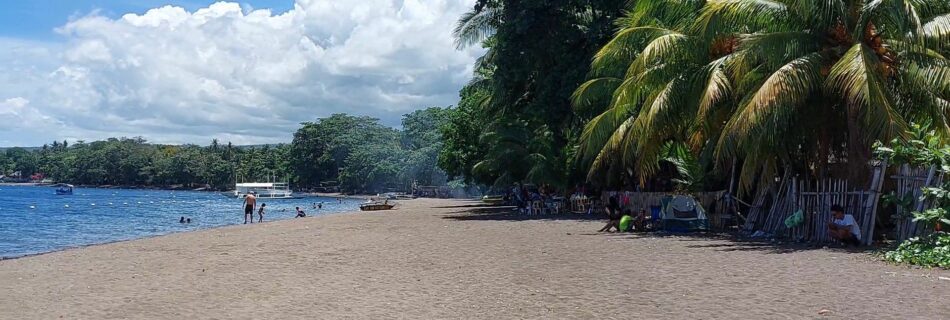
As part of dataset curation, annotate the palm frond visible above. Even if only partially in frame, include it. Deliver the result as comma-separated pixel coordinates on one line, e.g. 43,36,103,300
717,52,823,161
692,0,792,38
571,77,623,115
591,26,678,77
921,13,950,50
453,7,502,50
825,43,909,141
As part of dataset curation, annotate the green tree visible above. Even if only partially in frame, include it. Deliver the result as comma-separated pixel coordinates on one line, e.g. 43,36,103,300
575,0,950,191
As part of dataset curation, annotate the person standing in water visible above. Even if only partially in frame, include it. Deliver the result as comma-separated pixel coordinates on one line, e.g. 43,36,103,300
258,203,266,223
242,192,257,224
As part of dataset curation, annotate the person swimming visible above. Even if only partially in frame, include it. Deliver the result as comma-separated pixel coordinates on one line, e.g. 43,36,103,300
317,202,322,209
180,216,186,223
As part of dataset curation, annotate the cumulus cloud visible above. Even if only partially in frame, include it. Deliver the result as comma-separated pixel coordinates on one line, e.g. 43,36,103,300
0,0,481,146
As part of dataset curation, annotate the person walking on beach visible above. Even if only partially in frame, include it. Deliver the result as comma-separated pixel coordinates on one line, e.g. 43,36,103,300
243,192,257,224
258,203,266,223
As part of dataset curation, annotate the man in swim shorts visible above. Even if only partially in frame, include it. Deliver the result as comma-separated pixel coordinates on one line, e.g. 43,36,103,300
243,192,257,224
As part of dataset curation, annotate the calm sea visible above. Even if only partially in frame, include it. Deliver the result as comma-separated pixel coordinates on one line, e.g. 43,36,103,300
0,185,362,258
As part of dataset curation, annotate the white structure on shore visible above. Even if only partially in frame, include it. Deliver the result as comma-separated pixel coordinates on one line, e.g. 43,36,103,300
233,182,293,199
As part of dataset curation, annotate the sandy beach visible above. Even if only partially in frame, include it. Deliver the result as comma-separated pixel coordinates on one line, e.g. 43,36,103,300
1,198,947,319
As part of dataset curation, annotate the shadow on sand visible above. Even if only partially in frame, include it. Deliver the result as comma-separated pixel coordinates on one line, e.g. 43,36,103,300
605,231,875,254
439,202,603,222
441,200,874,255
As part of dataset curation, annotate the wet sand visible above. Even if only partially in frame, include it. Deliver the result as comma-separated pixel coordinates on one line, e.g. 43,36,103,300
0,198,947,319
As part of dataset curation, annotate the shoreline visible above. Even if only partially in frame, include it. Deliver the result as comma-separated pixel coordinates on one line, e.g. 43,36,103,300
0,202,368,261
0,183,378,199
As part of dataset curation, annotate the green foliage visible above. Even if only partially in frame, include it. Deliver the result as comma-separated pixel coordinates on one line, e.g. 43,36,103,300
884,232,950,269
877,125,950,268
440,0,626,189
875,126,950,229
574,0,950,192
0,137,289,190
4,109,450,195
874,123,950,168
290,114,396,188
289,110,451,194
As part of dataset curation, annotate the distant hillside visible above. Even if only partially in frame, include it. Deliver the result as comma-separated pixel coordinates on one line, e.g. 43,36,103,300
0,147,42,152
0,144,284,151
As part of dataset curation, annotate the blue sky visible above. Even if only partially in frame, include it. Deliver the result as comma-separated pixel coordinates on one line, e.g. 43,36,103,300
0,1,294,40
0,1,481,146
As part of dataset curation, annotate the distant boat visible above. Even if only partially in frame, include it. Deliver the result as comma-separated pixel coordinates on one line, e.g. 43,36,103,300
360,200,395,211
54,184,74,195
231,182,293,199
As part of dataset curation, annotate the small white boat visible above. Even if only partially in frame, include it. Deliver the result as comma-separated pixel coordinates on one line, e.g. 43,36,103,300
232,182,293,199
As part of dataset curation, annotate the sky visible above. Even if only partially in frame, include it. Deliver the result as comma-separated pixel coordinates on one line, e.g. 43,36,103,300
0,0,481,146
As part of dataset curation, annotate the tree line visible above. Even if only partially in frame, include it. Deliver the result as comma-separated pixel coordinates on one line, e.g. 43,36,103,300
0,108,450,194
438,0,950,194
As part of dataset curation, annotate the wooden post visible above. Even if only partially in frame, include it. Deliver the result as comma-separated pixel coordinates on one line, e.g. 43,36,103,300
863,161,887,245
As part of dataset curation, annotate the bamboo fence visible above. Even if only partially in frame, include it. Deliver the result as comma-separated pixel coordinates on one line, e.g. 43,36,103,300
892,164,943,241
742,163,887,245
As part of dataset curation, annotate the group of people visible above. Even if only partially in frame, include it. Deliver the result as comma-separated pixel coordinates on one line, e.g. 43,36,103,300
598,195,647,233
509,184,560,214
240,192,323,223
595,195,863,246
242,193,266,224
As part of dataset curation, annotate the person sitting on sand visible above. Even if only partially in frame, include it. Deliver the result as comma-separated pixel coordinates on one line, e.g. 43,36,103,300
635,209,647,231
599,195,622,232
258,203,266,223
242,192,257,224
827,205,861,246
295,207,307,218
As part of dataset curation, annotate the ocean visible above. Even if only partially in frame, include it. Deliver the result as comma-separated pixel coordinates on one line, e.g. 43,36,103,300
0,185,362,258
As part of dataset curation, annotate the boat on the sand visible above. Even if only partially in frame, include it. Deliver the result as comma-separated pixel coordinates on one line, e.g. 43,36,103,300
360,200,395,211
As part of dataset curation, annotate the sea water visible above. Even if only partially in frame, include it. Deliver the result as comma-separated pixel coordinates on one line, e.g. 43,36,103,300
0,185,362,258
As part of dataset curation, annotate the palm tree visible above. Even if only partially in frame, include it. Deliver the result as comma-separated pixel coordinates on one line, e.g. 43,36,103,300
573,0,728,187
576,0,950,191
706,0,950,185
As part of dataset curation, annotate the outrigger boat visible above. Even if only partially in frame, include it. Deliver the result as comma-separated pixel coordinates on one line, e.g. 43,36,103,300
231,182,294,199
360,200,395,211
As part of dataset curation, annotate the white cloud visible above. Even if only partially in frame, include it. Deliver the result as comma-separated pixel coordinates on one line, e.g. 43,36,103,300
0,0,481,146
